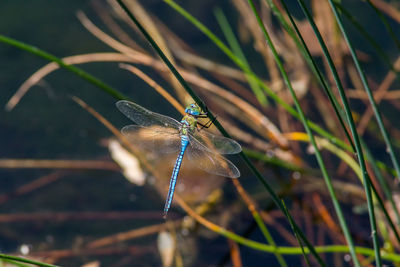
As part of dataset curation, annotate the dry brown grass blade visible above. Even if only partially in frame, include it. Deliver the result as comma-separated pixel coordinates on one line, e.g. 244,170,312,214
119,63,185,115
30,245,154,263
0,171,66,206
174,49,247,82
87,220,181,248
357,56,400,134
0,211,162,223
370,0,400,23
0,159,119,170
91,0,144,53
71,96,160,178
108,0,188,102
228,238,242,267
77,11,141,57
347,89,400,100
5,52,135,111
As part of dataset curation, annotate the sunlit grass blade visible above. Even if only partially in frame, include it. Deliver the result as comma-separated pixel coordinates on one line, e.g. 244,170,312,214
214,8,268,106
0,254,59,267
247,0,359,265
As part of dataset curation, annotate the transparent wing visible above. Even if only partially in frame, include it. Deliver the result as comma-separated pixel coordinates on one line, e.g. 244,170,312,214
186,138,240,178
189,130,241,154
116,100,180,129
121,125,181,153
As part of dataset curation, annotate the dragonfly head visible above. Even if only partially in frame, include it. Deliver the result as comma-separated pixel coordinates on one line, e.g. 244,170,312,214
185,103,204,117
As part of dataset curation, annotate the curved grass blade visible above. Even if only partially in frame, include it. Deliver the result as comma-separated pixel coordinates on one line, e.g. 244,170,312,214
0,254,59,267
0,35,127,101
214,8,268,106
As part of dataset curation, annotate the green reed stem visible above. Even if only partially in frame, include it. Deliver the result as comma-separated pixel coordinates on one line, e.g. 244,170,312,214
0,254,59,267
214,8,268,106
282,200,312,266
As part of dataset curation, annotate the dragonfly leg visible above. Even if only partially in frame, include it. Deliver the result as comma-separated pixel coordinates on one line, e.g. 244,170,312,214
197,115,218,130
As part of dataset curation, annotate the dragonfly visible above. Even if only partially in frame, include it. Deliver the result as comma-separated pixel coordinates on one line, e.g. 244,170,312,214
116,100,241,218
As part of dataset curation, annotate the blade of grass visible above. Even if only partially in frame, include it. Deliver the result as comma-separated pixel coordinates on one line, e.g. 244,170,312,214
282,200,312,266
0,254,59,267
246,0,360,265
214,8,268,106
365,0,400,52
0,35,127,101
116,0,326,264
334,2,400,78
362,139,400,226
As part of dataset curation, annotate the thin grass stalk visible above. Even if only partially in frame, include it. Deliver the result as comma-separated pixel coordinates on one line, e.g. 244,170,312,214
0,35,127,101
365,0,400,52
214,8,268,106
282,200,312,266
163,0,351,152
115,0,327,264
362,139,400,226
295,0,384,264
246,0,360,266
334,2,400,78
0,254,59,267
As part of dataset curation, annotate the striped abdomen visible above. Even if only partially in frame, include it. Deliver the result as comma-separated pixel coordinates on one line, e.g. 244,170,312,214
163,134,189,218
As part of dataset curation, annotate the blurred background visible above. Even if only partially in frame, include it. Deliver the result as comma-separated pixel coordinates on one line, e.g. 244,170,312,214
1,0,400,266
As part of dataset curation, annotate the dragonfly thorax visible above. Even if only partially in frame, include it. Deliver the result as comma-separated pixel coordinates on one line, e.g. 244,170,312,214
180,115,197,135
